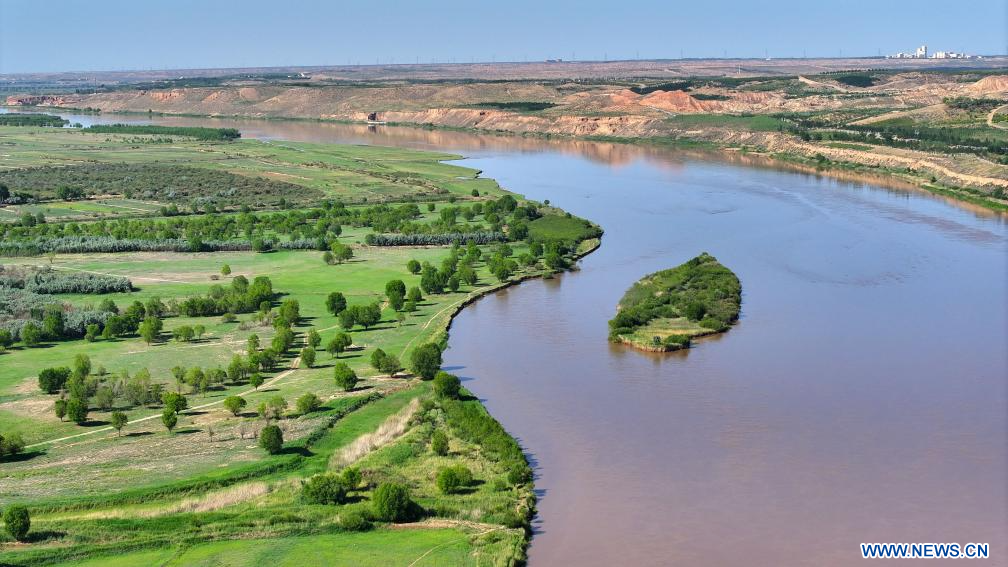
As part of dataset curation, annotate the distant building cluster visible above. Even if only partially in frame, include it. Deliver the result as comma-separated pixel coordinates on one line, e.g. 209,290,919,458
887,44,976,59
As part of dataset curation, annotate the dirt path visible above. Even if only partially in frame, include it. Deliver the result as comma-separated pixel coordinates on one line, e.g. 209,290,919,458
987,104,1008,130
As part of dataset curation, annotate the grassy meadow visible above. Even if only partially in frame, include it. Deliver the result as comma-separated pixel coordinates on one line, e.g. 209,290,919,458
0,126,597,565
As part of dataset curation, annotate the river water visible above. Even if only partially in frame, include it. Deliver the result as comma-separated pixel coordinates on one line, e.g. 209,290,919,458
11,110,1008,565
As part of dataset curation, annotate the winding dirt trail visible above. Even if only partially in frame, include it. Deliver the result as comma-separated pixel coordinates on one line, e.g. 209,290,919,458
988,104,1008,130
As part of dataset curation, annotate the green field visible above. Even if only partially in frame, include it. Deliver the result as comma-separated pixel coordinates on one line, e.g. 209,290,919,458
0,130,596,565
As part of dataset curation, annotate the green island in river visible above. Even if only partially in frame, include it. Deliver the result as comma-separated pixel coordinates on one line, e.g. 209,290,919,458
608,253,742,352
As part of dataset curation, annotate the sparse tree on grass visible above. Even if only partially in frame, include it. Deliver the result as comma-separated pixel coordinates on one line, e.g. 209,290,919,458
221,264,231,276
326,332,352,358
66,397,88,424
407,259,421,274
110,411,128,436
54,398,67,421
260,424,283,454
330,242,353,264
301,346,316,368
326,292,347,316
193,325,206,340
407,286,423,303
334,362,358,392
162,408,178,433
249,373,264,390
224,395,247,416
307,329,321,349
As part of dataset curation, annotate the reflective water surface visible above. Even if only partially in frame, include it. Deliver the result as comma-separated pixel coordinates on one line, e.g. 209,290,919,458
15,109,1008,565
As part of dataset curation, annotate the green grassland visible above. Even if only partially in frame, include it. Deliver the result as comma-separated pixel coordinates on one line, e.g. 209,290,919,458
0,131,598,565
0,126,506,212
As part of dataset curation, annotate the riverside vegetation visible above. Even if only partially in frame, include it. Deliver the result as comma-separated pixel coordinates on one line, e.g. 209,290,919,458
0,123,602,565
608,253,741,352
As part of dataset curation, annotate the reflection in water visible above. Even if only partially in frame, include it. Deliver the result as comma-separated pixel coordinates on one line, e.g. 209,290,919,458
10,108,1008,565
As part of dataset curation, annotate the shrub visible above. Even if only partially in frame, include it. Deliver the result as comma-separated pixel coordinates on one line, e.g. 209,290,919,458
340,509,372,531
372,482,416,522
436,465,474,495
0,432,25,457
3,505,30,542
302,473,347,504
430,430,449,456
260,424,283,454
296,392,322,415
38,366,71,394
433,371,461,399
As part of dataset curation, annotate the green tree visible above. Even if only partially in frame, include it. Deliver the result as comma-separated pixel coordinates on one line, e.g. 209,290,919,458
326,291,347,316
221,264,231,276
259,424,283,454
54,398,67,421
406,286,423,303
162,407,178,433
193,324,206,340
66,397,88,424
409,343,443,380
385,279,406,299
0,329,13,351
306,328,321,349
301,346,317,368
110,411,128,436
249,373,264,390
372,483,415,522
406,259,421,274
162,391,188,414
326,332,352,358
224,395,247,416
433,371,461,399
380,353,401,378
138,316,161,345
72,353,91,379
330,242,353,264
356,303,382,330
370,348,388,373
334,362,358,392
3,505,30,542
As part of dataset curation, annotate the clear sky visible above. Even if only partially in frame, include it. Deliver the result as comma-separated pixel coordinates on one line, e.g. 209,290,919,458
1,0,1004,73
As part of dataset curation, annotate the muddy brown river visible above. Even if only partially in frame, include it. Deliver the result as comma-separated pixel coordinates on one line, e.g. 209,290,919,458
16,110,1008,565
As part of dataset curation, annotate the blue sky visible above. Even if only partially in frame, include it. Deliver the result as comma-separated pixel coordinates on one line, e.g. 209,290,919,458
1,0,1004,73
